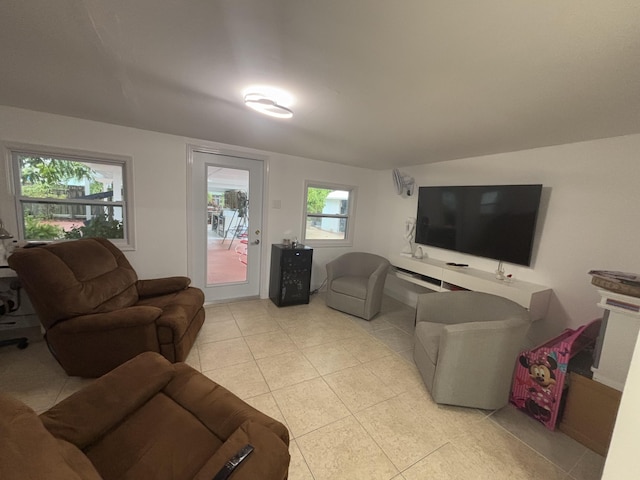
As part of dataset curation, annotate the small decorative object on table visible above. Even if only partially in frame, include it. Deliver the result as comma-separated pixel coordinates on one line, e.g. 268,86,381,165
495,260,506,280
589,270,640,298
401,217,416,257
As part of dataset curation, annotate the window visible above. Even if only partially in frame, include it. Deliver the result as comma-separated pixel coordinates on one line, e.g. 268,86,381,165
302,181,356,246
9,145,134,248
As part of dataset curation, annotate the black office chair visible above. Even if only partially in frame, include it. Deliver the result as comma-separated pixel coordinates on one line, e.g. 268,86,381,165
0,284,29,349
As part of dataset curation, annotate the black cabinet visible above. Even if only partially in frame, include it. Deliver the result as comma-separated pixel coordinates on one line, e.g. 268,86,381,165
269,244,313,307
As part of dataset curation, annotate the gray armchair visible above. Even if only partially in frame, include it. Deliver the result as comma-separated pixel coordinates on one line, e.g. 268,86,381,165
413,291,530,410
325,252,390,320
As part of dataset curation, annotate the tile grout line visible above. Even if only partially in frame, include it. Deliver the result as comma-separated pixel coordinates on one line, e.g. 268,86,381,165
487,410,575,475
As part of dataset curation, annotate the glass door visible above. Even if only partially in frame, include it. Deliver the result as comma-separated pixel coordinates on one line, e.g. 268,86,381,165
189,148,263,301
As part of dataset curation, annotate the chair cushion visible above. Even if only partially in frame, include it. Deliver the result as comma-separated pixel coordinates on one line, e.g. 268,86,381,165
136,287,205,343
85,393,223,480
330,275,369,299
415,322,446,365
0,394,102,480
163,363,290,445
41,351,176,448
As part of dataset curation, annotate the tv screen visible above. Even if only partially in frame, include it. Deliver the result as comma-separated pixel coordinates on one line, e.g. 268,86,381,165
415,184,543,266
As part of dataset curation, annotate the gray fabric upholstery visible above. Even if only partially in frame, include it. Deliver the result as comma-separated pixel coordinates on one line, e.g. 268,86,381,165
325,252,390,320
413,291,530,410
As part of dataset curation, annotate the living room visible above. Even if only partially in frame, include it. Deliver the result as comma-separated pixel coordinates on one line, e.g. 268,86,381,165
2,105,638,347
1,2,640,479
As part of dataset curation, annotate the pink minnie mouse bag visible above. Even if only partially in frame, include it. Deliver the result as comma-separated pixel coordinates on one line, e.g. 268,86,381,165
510,319,601,430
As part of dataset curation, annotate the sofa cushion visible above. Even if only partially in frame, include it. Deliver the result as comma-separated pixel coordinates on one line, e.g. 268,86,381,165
85,393,223,480
41,351,175,448
0,394,102,480
330,275,369,299
163,363,290,445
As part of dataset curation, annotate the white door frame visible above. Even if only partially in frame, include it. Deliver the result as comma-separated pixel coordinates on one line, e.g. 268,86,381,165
187,144,267,302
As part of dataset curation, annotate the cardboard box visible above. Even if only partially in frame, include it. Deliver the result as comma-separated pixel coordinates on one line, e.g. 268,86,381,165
558,372,621,456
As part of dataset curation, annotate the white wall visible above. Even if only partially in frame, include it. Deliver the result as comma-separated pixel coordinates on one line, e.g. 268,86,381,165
0,105,377,296
370,134,640,343
265,152,377,290
602,330,640,479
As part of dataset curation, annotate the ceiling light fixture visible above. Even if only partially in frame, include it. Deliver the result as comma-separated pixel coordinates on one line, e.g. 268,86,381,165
243,92,293,119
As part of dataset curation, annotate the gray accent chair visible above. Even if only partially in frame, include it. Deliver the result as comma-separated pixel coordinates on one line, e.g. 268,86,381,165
325,252,390,320
413,291,530,410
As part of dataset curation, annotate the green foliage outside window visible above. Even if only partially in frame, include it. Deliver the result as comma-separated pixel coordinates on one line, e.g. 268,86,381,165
307,188,331,214
20,157,94,185
63,214,124,240
21,183,66,200
18,155,124,241
90,181,104,195
24,216,64,240
23,214,124,241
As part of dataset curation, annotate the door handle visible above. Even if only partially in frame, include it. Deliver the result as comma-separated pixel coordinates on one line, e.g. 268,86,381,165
252,239,260,245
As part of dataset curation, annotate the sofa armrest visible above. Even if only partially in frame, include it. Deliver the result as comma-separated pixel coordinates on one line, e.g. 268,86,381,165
52,306,162,333
163,363,290,445
40,352,175,449
46,306,165,377
136,276,191,297
193,421,290,480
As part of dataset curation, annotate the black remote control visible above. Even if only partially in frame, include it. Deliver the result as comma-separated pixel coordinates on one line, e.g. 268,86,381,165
212,444,255,480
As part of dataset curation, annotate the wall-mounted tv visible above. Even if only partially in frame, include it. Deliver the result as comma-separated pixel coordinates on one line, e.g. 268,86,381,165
415,184,543,266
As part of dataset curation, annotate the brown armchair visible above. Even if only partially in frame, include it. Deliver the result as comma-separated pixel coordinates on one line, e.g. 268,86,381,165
0,352,290,480
7,238,205,377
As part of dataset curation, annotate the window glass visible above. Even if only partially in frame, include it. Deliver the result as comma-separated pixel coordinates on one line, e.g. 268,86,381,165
11,150,133,247
303,183,356,246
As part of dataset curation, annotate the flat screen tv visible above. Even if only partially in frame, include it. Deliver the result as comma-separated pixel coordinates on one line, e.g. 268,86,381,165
415,184,543,266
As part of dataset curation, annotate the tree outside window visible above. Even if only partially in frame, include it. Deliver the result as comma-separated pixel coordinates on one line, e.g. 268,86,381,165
303,182,356,247
11,148,132,246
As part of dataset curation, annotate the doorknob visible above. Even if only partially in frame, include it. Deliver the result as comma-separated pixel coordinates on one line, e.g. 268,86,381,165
252,239,260,245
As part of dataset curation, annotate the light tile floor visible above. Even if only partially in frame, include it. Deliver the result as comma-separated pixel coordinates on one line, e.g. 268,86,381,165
0,294,605,479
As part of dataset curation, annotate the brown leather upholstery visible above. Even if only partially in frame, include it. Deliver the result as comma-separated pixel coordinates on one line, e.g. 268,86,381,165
0,352,291,480
7,238,205,377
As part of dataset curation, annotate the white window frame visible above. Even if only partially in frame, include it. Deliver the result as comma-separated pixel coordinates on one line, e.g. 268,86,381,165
302,180,357,248
6,143,135,250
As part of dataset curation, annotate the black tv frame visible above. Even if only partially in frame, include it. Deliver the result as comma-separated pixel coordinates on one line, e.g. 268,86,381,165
415,184,543,266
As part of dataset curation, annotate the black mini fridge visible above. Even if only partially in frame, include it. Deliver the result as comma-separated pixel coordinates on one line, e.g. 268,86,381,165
269,244,313,306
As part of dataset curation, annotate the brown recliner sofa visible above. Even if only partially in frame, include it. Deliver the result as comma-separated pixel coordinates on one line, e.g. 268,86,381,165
7,238,205,377
0,352,291,480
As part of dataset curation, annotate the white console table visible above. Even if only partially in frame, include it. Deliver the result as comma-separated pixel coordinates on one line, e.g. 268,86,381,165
591,289,640,391
390,255,552,321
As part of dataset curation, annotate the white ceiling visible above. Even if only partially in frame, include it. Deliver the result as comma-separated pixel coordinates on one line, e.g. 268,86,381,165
1,1,639,170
